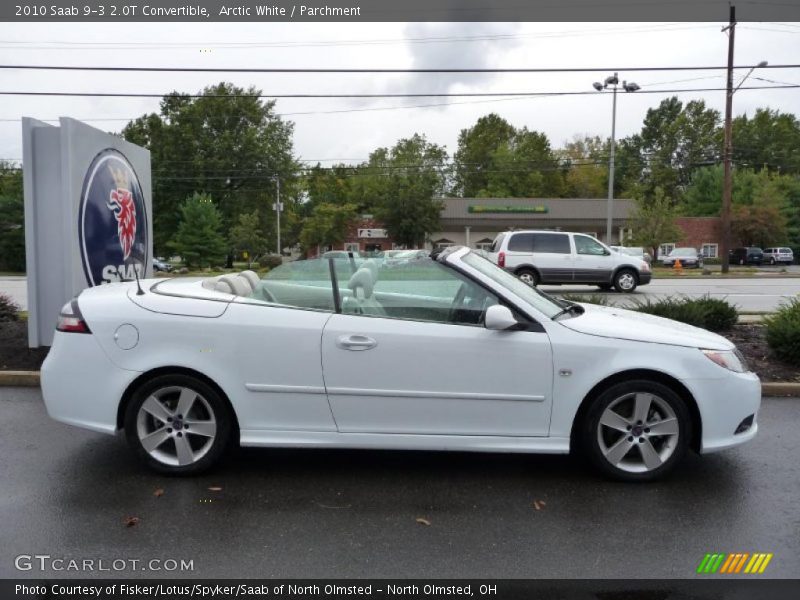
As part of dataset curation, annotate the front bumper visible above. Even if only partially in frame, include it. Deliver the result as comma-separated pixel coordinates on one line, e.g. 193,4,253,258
638,271,652,285
685,371,761,454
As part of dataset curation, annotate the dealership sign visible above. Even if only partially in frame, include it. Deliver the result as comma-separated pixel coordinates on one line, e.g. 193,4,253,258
468,205,549,214
23,118,152,347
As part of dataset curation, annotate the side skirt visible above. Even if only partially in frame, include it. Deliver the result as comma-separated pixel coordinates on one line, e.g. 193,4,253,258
239,430,570,454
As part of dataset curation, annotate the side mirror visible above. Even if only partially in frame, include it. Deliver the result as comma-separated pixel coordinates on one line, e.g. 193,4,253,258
485,304,518,331
603,248,611,255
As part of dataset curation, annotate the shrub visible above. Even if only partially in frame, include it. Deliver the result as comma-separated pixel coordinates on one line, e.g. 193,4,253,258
630,295,738,332
558,293,609,306
258,254,283,269
0,292,20,322
764,298,800,363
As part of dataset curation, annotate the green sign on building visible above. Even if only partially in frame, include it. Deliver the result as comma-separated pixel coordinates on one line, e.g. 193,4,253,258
468,205,549,214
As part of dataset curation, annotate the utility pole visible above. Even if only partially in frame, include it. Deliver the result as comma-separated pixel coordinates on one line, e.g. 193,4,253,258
606,78,618,244
720,5,736,274
273,176,282,256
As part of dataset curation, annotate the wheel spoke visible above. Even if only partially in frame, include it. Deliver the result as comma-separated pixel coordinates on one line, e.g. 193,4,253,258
140,428,171,453
600,409,631,433
633,393,652,423
647,417,679,436
175,387,198,417
604,436,634,465
174,435,195,466
142,396,172,423
638,439,663,470
184,420,216,438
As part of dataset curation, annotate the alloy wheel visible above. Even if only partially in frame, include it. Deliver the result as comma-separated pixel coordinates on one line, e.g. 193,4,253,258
136,386,217,467
596,392,680,473
616,272,635,291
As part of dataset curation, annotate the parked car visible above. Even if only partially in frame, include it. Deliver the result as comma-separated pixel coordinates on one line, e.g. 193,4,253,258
382,249,428,268
660,248,704,269
762,247,794,265
729,247,764,266
41,247,759,482
487,230,651,293
610,246,652,264
152,258,173,272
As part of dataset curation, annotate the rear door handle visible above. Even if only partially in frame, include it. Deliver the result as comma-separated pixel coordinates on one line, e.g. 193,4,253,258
336,334,378,351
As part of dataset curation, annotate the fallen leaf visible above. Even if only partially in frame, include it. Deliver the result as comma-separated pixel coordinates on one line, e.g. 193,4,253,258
208,486,223,492
416,517,431,526
123,516,140,528
153,488,164,497
533,500,547,511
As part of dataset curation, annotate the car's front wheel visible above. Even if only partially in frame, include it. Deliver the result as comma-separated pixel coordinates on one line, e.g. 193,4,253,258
581,380,690,482
124,374,233,475
613,269,638,293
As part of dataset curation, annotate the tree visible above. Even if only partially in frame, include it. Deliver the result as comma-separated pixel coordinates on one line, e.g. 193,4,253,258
558,135,607,198
170,193,228,268
229,210,268,267
453,113,516,197
629,187,684,259
299,203,358,251
122,83,300,254
732,202,788,248
733,108,800,175
0,161,25,272
356,134,448,247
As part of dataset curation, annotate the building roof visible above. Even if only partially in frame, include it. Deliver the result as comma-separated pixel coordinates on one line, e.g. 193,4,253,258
438,197,634,221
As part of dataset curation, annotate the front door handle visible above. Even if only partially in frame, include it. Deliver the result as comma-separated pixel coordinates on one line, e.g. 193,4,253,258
336,334,378,351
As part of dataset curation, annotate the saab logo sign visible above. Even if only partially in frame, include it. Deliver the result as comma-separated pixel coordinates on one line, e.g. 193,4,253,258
79,149,148,285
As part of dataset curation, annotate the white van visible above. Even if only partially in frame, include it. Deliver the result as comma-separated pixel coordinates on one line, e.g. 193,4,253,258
487,230,651,292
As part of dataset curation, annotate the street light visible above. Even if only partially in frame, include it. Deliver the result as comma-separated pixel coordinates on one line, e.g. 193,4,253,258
593,72,639,244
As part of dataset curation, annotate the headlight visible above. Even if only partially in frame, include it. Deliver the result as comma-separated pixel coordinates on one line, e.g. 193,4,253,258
702,349,749,373
640,261,650,272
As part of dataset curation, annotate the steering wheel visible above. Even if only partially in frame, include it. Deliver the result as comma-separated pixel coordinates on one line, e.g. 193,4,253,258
449,283,492,325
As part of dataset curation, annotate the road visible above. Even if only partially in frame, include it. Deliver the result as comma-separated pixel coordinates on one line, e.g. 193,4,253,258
2,274,798,313
1,388,798,579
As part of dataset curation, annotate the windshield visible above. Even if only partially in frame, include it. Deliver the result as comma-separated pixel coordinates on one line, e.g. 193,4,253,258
460,251,565,318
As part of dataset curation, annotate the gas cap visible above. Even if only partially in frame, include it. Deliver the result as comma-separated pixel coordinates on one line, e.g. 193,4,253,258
113,324,139,350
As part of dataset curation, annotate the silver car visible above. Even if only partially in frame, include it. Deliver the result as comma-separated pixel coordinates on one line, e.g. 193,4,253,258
763,247,794,265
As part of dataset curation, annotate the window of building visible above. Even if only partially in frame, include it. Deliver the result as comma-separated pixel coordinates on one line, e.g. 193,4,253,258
433,238,454,250
701,243,718,258
391,243,407,250
344,242,360,253
532,233,570,254
474,238,494,251
660,243,676,256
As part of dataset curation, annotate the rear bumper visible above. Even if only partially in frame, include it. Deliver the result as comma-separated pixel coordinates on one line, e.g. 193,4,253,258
41,332,141,435
686,372,761,454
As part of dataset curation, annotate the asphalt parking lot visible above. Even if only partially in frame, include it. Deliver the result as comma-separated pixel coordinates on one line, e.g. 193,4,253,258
1,388,798,580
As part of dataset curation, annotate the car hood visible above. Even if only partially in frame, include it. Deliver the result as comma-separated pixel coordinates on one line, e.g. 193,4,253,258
559,303,734,350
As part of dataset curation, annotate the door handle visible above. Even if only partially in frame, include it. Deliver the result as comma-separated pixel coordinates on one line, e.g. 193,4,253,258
336,334,378,351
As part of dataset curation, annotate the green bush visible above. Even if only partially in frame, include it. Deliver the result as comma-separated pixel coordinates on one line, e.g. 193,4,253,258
630,295,738,332
558,293,609,306
258,254,283,269
0,292,20,322
764,298,800,363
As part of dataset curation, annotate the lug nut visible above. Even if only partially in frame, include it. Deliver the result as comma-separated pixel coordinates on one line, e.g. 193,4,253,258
177,432,183,437
644,427,650,433
167,428,172,433
627,436,634,442
639,437,645,443
167,417,172,422
626,425,632,431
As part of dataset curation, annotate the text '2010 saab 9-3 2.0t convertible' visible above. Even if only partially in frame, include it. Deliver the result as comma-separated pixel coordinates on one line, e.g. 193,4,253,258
41,247,760,481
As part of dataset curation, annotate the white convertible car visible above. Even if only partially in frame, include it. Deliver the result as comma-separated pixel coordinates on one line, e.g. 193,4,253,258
41,247,760,481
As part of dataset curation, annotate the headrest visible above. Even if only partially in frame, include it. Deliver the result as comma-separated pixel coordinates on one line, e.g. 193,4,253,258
361,259,380,280
214,280,234,294
239,270,260,288
347,267,375,299
217,274,251,296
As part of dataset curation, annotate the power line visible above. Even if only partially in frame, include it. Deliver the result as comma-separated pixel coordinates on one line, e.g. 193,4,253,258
0,84,797,99
1,63,799,74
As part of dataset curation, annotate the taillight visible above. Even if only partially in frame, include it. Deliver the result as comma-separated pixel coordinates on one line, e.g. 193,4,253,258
498,251,506,268
56,299,91,334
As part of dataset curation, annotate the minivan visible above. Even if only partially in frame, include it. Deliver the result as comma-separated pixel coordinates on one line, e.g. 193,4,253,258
488,230,651,292
762,247,794,265
729,247,764,266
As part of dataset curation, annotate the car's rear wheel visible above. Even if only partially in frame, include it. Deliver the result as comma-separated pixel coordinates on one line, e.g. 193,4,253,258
516,268,539,287
582,380,690,482
769,257,776,265
613,269,638,293
124,374,233,475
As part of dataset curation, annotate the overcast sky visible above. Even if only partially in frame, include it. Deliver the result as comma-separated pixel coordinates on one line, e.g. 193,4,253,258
1,22,799,165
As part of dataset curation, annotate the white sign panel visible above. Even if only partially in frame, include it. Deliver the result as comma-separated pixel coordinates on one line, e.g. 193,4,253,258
357,228,388,238
22,117,152,347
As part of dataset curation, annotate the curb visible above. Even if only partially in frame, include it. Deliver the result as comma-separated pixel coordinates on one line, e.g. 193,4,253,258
1,371,797,395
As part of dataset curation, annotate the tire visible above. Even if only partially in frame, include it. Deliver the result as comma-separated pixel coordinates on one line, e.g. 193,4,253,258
770,258,776,265
597,283,613,291
613,268,638,293
581,380,691,482
516,268,539,287
739,258,745,265
124,374,233,475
